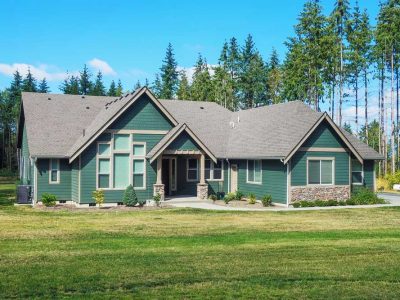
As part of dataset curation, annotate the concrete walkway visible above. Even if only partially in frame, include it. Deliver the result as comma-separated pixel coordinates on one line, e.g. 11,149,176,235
166,194,400,212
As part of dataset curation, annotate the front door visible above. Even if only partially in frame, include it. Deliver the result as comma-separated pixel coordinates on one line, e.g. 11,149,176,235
231,164,238,192
162,159,170,196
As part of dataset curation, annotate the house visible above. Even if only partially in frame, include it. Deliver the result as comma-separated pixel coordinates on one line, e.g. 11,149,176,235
17,87,383,206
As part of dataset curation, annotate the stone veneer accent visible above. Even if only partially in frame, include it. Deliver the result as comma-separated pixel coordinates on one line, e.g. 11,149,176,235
197,183,208,200
291,185,350,202
153,184,165,201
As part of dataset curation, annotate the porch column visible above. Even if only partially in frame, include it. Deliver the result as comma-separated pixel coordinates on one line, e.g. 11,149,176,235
197,153,208,200
153,155,165,201
200,153,205,184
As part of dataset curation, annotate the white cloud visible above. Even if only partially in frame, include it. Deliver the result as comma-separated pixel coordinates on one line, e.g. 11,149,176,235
88,58,116,76
0,63,74,81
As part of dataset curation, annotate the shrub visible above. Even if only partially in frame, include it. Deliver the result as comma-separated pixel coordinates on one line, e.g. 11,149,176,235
216,192,225,200
224,192,236,204
386,171,400,189
349,187,386,205
123,185,138,207
261,194,272,207
209,194,217,202
248,193,256,204
137,197,146,207
292,202,301,208
235,190,244,201
153,193,161,207
41,193,56,207
376,177,390,191
92,189,105,207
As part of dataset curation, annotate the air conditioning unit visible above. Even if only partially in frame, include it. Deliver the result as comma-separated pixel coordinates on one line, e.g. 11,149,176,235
17,185,32,204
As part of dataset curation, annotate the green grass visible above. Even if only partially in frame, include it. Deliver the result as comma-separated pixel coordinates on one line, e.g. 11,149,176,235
1,184,400,298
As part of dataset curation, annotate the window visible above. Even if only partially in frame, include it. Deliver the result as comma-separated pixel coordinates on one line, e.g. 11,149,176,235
98,159,110,188
114,154,129,188
132,143,146,189
247,160,262,184
98,143,110,156
187,158,198,181
49,159,60,184
114,134,129,151
307,158,334,185
352,159,363,185
205,159,223,180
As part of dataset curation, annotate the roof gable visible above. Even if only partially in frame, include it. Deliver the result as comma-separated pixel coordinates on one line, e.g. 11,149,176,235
302,119,347,149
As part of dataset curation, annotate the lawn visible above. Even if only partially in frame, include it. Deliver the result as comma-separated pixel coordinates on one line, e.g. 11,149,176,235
1,183,400,298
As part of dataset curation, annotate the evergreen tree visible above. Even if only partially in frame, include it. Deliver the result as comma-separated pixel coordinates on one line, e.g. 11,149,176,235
91,71,106,96
108,80,117,96
38,78,50,93
266,48,282,104
359,120,380,153
69,76,80,95
191,54,214,101
343,122,352,134
176,71,191,100
79,64,92,95
134,80,141,90
152,74,162,97
159,43,179,98
116,80,123,96
144,78,149,87
22,68,37,92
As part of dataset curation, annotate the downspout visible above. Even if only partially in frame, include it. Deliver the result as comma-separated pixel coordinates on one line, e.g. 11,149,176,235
280,158,290,208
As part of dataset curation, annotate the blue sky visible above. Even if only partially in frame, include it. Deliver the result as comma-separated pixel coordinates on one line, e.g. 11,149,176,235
0,0,382,127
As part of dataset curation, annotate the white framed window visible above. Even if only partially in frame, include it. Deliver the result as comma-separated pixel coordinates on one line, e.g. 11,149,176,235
187,158,198,182
97,142,111,189
205,159,223,181
352,159,363,185
247,160,262,184
307,158,334,185
49,159,60,184
132,142,146,189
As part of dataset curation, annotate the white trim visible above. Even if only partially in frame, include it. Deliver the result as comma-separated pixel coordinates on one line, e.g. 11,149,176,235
246,159,262,184
351,158,364,185
78,155,81,203
306,157,335,186
105,129,168,135
205,159,224,181
186,158,199,182
287,160,291,207
69,87,178,163
48,158,60,184
298,147,348,152
96,141,112,189
34,159,38,204
132,142,146,190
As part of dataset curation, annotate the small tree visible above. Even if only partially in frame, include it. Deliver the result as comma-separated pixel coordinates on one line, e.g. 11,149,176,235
153,193,161,207
92,189,105,207
123,184,138,207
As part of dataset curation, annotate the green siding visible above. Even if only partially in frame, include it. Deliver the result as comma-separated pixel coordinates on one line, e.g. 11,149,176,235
167,132,200,151
291,151,350,186
235,159,287,204
303,120,347,148
71,159,79,202
79,133,165,203
37,159,72,200
109,94,173,131
351,159,375,192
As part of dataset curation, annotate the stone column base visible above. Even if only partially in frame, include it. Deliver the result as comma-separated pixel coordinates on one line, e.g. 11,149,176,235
153,184,165,201
197,183,208,200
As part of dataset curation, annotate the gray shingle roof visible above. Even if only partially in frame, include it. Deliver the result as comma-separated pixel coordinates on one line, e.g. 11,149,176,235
20,90,382,161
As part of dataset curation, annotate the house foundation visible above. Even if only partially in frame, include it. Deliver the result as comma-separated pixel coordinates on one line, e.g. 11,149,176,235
290,185,350,202
153,184,165,201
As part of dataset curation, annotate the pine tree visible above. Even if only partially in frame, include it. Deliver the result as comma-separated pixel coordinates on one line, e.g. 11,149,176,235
69,76,80,95
152,74,162,97
191,54,214,101
266,48,282,104
332,0,350,126
91,71,106,96
108,80,117,96
116,80,123,96
79,64,92,95
38,78,50,93
176,71,191,100
22,68,37,92
159,43,179,98
134,80,141,90
343,122,352,134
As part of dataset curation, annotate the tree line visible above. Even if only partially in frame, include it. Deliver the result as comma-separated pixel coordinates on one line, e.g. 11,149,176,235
0,0,399,178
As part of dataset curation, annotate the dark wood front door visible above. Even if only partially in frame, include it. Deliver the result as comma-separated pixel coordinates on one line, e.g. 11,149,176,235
162,159,170,196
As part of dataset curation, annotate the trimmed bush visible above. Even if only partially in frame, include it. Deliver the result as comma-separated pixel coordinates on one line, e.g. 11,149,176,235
350,187,386,205
153,193,161,207
248,193,256,204
92,189,105,207
41,193,56,207
261,194,272,207
235,190,244,201
123,185,138,207
224,192,236,204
